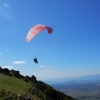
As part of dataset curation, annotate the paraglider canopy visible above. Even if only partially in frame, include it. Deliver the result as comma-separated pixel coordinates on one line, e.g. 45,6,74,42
26,24,53,42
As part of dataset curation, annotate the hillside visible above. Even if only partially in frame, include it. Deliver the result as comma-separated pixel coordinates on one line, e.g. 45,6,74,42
0,67,76,100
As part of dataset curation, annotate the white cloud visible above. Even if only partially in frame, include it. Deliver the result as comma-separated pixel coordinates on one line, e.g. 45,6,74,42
13,61,26,64
3,3,10,8
2,66,13,70
42,70,52,72
48,65,53,68
42,70,45,72
0,52,3,55
39,65,53,68
46,70,52,72
39,65,45,68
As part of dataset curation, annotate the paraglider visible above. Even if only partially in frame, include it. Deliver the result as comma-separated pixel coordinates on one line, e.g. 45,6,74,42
26,24,53,64
33,57,38,64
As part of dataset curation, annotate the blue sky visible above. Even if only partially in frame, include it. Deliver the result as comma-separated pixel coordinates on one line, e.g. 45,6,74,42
0,0,100,80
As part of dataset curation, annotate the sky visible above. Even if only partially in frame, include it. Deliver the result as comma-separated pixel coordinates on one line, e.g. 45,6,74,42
0,0,100,80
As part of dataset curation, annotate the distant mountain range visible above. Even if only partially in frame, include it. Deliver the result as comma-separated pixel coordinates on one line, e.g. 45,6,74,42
51,80,100,100
43,74,100,84
42,74,100,100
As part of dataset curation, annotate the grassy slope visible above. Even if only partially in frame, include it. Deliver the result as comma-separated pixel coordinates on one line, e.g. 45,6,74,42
0,73,76,100
0,73,41,100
